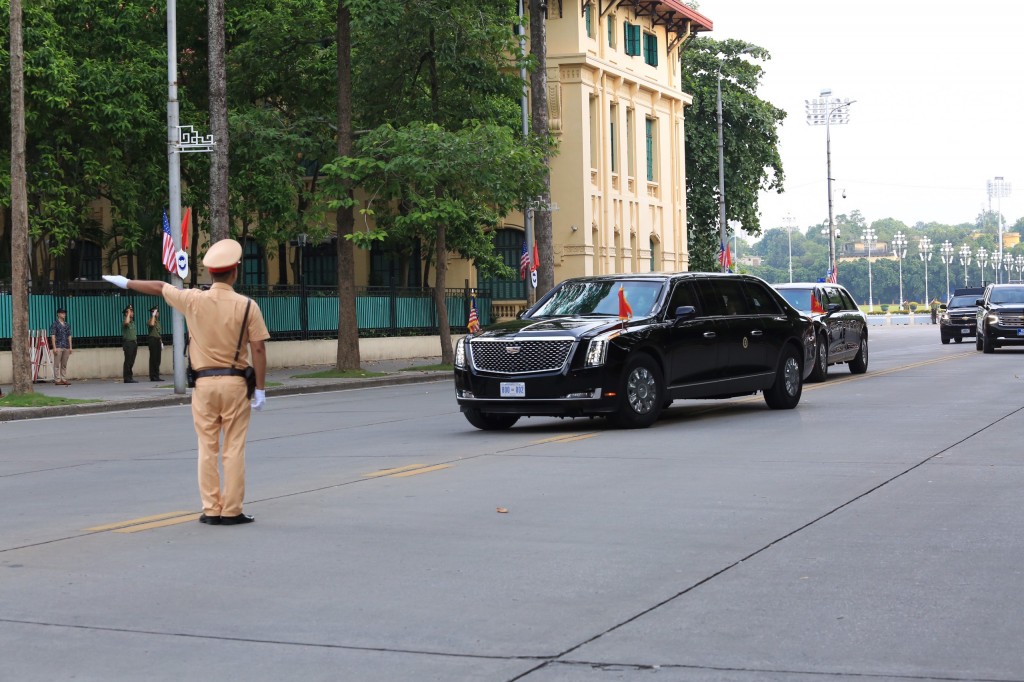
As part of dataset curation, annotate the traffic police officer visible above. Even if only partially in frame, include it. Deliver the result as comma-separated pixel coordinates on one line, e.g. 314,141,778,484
104,239,270,526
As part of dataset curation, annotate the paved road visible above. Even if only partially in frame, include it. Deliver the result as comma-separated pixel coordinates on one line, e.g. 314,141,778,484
2,326,1023,681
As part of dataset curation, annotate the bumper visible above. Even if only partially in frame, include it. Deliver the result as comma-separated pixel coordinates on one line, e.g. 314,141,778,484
940,322,976,337
985,323,1024,343
454,364,623,418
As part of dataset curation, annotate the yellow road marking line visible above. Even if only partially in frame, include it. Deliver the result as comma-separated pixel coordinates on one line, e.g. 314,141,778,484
530,433,598,445
114,514,201,533
552,434,598,443
363,464,427,477
391,464,451,478
85,511,194,532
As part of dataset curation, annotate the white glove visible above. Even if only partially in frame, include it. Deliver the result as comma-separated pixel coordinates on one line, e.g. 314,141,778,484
251,389,266,412
103,275,130,289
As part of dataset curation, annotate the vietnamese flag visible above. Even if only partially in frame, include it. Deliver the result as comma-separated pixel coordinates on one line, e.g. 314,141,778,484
180,207,191,251
532,241,539,271
810,292,825,314
618,285,633,321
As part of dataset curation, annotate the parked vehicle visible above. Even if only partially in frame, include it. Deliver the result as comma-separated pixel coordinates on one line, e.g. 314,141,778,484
454,273,815,430
939,287,984,344
772,282,869,382
975,284,1024,353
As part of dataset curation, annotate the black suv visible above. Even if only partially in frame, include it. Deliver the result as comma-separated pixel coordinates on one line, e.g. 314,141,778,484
773,282,869,382
939,287,985,344
454,273,815,430
975,284,1024,353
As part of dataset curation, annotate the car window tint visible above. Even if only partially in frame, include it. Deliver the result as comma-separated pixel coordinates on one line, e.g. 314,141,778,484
777,288,811,312
743,280,783,314
838,288,857,310
824,286,842,307
667,281,700,316
990,287,1024,304
703,279,752,316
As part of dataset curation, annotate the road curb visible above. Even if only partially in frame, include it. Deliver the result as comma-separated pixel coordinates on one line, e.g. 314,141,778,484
0,372,451,422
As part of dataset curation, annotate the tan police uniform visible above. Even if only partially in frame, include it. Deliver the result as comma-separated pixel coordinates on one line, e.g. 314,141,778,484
161,239,270,519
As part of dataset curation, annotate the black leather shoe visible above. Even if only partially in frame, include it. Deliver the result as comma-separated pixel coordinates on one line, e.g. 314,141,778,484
125,379,138,384
198,513,221,525
151,377,163,382
220,513,255,525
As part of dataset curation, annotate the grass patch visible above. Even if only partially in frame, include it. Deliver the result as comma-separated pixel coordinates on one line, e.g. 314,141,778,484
292,369,388,379
399,363,453,372
0,392,101,408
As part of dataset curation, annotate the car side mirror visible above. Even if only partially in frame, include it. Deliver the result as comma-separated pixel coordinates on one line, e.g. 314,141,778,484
673,306,697,324
939,304,947,311
975,298,985,306
825,303,841,315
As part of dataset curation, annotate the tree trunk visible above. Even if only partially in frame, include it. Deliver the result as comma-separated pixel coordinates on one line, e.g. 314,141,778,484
208,0,230,243
433,221,453,365
335,0,360,370
530,0,554,297
9,0,32,394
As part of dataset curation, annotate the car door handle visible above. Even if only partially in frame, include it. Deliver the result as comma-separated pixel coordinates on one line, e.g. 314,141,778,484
749,330,764,337
704,332,717,339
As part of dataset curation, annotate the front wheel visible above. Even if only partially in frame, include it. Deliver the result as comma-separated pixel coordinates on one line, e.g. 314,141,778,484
463,408,520,431
849,336,869,374
763,345,802,410
610,354,663,429
976,333,983,351
982,331,996,354
808,335,828,383
940,335,950,345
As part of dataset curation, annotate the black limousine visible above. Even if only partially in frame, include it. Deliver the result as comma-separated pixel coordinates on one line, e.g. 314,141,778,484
454,273,815,430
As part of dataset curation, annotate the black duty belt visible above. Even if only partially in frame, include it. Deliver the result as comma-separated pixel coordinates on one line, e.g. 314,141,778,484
194,368,247,379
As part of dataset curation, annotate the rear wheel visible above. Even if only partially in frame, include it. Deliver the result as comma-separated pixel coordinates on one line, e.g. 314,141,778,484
954,336,963,343
808,335,828,383
610,355,663,429
463,408,519,431
849,336,869,374
763,345,802,410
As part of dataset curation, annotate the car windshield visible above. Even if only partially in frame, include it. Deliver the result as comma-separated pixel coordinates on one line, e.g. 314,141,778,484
530,280,664,317
990,287,1024,305
947,295,978,308
776,288,815,313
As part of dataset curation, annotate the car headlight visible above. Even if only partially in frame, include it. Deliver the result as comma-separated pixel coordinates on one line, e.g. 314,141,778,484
585,339,608,367
455,337,467,369
940,313,950,322
987,313,999,325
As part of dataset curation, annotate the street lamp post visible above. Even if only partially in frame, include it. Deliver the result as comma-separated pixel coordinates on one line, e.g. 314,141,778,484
806,90,854,279
1016,254,1024,284
988,177,1012,283
717,47,754,272
918,236,932,305
783,213,796,283
861,227,876,312
893,231,908,307
1004,253,1015,283
958,244,972,287
976,246,988,285
939,240,955,300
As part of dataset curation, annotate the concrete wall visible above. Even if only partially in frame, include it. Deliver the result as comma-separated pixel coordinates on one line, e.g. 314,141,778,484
0,335,459,384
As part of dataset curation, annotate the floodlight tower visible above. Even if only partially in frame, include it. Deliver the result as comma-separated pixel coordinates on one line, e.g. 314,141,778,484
806,90,855,278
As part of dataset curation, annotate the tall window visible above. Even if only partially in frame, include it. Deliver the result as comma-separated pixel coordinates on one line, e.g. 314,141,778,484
589,95,599,172
303,239,338,287
583,3,592,38
607,12,616,48
645,118,658,182
623,22,641,56
76,241,102,280
242,238,266,287
609,103,618,173
369,240,422,288
626,108,635,178
643,32,659,66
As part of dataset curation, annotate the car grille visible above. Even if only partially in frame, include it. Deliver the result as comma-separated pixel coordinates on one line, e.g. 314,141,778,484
470,340,574,374
999,313,1024,326
950,314,974,323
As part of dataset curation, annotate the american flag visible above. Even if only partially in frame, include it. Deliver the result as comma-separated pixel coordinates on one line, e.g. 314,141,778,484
825,260,838,284
520,241,530,280
161,211,177,273
718,241,732,272
467,293,481,333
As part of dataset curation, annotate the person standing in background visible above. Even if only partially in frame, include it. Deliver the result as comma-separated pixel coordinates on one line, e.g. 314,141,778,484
122,304,138,383
147,306,163,381
48,307,73,386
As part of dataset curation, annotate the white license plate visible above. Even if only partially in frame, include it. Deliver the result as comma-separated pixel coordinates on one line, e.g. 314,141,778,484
500,382,526,398
961,328,970,334
1017,329,1024,337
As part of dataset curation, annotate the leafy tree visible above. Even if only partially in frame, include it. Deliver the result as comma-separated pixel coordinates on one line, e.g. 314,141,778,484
322,121,549,362
680,37,785,271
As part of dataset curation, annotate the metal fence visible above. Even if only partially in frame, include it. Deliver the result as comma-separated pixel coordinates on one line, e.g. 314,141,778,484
0,285,493,349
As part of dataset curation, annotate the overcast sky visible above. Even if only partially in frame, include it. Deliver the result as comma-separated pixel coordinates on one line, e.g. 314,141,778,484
699,0,1023,235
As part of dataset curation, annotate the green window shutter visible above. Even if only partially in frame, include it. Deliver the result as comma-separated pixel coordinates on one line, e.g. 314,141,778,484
624,22,640,56
608,14,615,47
584,4,592,37
646,119,654,181
610,119,617,172
644,33,658,66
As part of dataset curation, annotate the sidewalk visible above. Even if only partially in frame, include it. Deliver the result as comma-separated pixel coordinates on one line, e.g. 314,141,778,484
0,357,451,422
